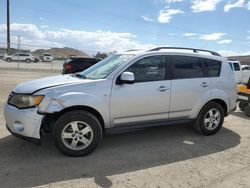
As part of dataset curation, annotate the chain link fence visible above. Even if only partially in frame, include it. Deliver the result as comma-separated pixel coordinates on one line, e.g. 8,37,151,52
0,42,107,72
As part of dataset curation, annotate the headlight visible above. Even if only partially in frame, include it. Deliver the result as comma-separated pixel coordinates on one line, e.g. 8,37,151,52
8,94,44,109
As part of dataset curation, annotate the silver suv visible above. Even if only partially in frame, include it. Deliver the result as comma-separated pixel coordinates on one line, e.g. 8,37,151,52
3,47,237,156
4,53,34,63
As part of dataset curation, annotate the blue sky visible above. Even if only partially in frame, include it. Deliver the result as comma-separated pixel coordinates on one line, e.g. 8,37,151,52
0,0,250,56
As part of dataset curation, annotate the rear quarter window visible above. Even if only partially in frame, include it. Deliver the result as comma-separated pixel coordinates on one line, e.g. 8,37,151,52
202,58,222,77
233,63,240,71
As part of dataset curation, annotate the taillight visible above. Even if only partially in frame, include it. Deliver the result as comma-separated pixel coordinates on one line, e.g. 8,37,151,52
66,64,73,70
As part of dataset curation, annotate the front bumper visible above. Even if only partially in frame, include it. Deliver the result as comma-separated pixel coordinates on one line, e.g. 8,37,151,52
6,125,42,145
3,103,44,140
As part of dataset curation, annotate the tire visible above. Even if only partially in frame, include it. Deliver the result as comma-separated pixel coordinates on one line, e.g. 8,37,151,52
53,110,102,157
6,58,12,62
25,59,31,63
239,102,248,111
193,102,224,135
244,106,250,117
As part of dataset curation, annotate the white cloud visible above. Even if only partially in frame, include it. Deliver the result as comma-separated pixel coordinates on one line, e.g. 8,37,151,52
163,0,183,3
158,7,184,23
183,33,197,37
41,25,49,29
39,17,44,20
141,15,154,22
218,50,250,56
217,39,232,44
0,23,155,52
191,0,222,13
200,32,225,40
0,23,45,39
224,0,245,12
248,1,250,9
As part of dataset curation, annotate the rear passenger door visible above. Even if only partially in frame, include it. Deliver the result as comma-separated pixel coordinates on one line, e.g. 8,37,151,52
169,55,211,119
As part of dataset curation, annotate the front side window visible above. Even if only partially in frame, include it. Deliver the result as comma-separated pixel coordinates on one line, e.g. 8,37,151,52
173,56,204,79
126,56,167,83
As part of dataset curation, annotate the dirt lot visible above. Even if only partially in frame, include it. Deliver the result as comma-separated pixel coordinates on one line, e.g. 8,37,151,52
0,68,250,188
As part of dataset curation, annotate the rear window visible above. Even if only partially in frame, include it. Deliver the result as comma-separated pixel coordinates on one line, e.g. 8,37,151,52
172,56,204,79
233,63,240,71
202,58,222,77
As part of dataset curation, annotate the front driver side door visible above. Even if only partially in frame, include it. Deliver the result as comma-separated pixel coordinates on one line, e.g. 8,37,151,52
110,55,171,126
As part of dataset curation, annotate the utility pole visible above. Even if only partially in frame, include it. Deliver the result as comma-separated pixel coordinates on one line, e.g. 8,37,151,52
7,0,10,54
17,35,20,69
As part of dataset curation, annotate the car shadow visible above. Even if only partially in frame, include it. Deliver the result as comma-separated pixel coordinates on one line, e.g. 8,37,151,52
0,124,241,188
231,111,250,120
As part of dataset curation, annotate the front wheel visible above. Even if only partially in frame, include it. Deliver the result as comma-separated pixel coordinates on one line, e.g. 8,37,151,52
53,110,103,157
193,102,224,135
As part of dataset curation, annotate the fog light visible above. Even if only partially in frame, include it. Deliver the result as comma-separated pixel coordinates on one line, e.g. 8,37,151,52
13,122,24,132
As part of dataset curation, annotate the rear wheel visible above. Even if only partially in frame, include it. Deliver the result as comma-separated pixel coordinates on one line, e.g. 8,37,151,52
239,101,248,111
6,58,12,62
53,110,102,157
194,102,224,135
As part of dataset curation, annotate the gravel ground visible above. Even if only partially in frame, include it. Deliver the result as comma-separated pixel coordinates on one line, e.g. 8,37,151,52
0,68,250,188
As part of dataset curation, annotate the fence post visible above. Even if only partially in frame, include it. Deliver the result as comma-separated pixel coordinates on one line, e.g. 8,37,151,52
17,35,20,69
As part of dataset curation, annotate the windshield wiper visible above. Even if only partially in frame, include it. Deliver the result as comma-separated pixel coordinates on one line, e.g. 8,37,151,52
74,73,86,79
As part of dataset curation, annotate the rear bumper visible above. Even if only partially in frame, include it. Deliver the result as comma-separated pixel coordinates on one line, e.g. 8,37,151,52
237,92,250,102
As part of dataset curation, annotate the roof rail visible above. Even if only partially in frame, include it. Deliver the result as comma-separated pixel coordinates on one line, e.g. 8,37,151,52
125,49,142,52
148,47,221,56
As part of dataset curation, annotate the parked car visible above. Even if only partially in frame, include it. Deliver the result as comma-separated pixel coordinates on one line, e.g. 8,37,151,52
62,57,101,74
41,53,53,62
228,61,250,84
4,53,34,63
242,65,250,71
4,47,237,156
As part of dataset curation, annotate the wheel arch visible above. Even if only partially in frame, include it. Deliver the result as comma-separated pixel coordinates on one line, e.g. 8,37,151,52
42,105,105,132
202,98,228,116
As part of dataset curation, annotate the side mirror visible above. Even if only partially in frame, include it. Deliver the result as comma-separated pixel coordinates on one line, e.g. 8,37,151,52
120,72,135,84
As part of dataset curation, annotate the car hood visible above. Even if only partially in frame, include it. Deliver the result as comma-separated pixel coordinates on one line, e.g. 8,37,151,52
13,75,93,94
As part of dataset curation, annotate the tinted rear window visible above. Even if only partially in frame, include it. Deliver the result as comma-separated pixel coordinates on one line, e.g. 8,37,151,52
172,56,204,79
233,63,240,71
203,59,222,77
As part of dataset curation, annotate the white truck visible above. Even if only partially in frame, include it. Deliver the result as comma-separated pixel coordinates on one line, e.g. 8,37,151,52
228,61,250,84
42,53,53,62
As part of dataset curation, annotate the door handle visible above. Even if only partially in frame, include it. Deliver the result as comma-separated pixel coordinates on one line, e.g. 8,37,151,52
200,82,208,87
157,85,169,92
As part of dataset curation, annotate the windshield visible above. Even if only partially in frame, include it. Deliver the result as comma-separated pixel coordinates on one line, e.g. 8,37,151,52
80,54,134,79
